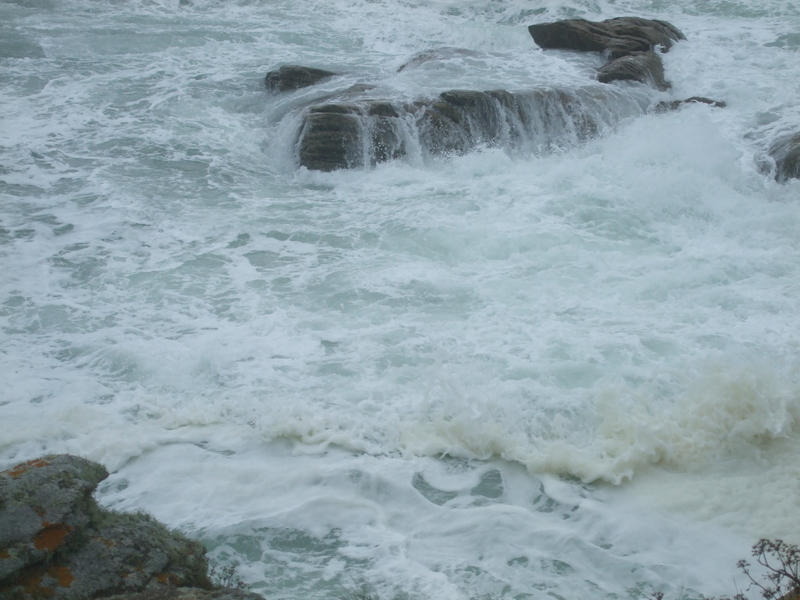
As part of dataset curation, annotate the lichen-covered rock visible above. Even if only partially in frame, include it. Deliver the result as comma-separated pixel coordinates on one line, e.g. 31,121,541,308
0,455,213,600
104,587,263,600
769,132,800,182
264,65,336,92
597,50,670,90
0,455,108,582
528,17,685,59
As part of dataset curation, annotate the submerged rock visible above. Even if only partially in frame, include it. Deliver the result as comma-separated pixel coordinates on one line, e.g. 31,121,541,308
528,17,685,59
654,96,727,112
597,51,670,90
769,132,800,182
0,455,213,600
397,47,483,72
264,65,337,92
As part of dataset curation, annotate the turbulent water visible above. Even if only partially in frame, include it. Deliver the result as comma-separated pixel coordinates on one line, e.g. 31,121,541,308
2,0,800,598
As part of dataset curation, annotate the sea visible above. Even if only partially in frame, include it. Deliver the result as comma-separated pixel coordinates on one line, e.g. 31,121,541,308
1,0,799,598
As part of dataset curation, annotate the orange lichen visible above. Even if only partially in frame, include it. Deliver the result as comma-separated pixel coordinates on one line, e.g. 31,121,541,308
34,523,72,551
6,457,52,478
11,564,75,596
46,565,75,588
156,572,181,586
17,571,54,597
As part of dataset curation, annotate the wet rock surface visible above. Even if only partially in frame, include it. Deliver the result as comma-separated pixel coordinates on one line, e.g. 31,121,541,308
528,17,685,58
0,455,214,600
529,17,685,91
264,65,336,92
769,132,800,182
296,87,638,171
597,51,669,90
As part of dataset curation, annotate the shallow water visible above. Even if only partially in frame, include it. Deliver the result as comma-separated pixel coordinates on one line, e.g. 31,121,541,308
2,0,799,598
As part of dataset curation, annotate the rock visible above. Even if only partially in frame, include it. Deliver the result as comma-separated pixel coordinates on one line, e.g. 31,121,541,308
0,455,213,600
528,17,686,59
397,47,483,72
769,132,800,182
105,588,263,600
0,455,108,582
295,86,641,170
654,96,727,112
264,65,337,92
297,104,405,171
597,51,670,90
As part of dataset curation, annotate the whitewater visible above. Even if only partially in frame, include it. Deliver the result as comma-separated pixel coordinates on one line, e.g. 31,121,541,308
1,0,799,597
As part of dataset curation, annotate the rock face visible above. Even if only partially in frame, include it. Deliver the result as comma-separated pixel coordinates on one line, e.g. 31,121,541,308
597,51,670,90
296,86,645,171
0,455,213,600
264,65,336,92
769,132,800,182
528,17,685,58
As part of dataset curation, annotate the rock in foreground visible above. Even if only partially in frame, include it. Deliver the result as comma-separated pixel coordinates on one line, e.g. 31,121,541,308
106,588,263,600
0,455,214,600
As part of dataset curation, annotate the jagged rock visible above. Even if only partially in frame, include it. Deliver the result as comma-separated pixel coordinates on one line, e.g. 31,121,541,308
264,65,337,92
105,589,263,600
654,96,727,112
597,51,670,90
528,17,685,59
0,455,213,600
769,132,800,182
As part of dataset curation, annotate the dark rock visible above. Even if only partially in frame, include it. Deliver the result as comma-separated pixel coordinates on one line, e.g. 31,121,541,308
597,51,670,90
0,455,213,600
654,96,727,112
105,589,263,600
528,17,685,59
769,132,800,182
297,105,364,171
297,103,406,171
294,86,639,170
264,65,337,92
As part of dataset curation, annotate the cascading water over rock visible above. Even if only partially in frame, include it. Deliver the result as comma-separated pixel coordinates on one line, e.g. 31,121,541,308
294,87,649,171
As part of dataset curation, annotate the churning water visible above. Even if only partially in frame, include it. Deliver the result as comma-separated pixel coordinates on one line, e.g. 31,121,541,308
2,0,800,598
